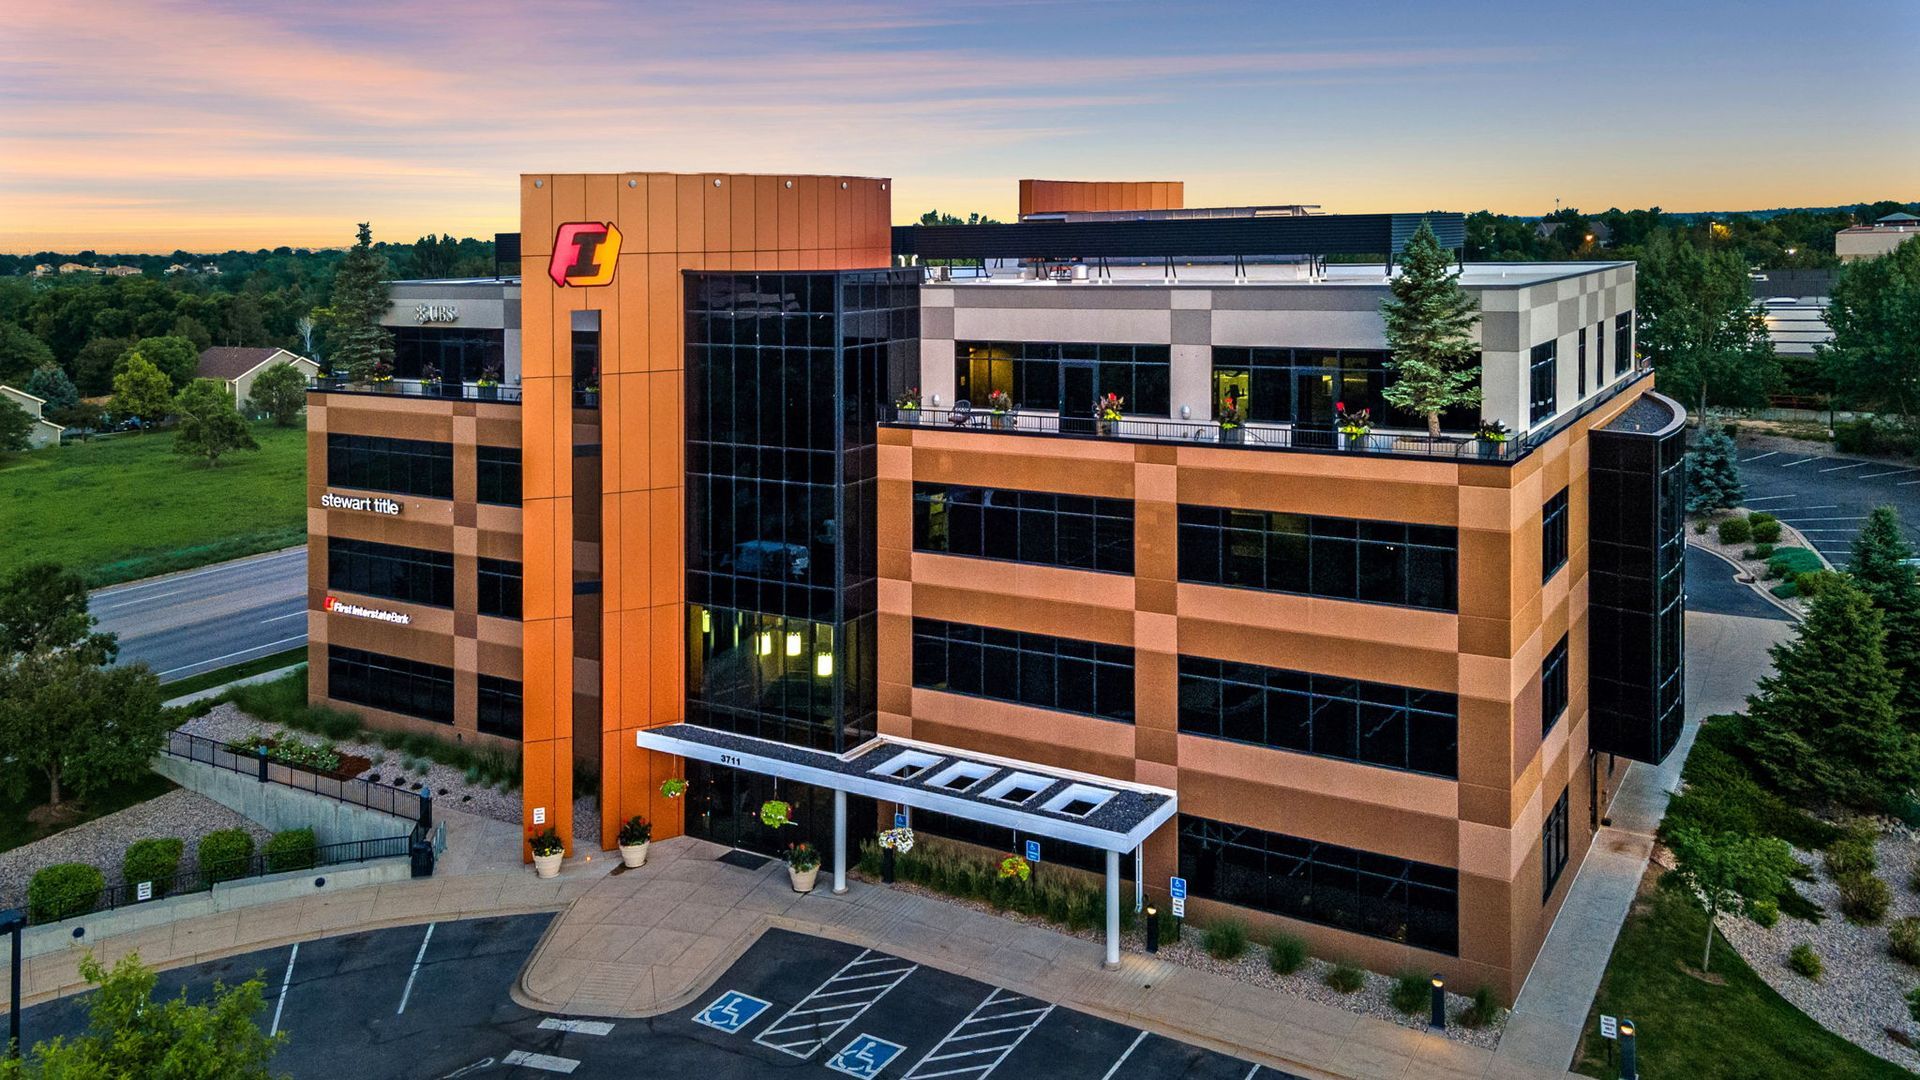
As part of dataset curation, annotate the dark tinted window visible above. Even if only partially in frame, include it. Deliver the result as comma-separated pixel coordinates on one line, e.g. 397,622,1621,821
1543,786,1570,900
1614,311,1633,375
955,341,1171,415
913,617,1133,722
477,675,523,739
1179,814,1458,954
913,483,1132,574
326,433,452,499
391,326,505,383
1211,347,1478,432
1543,487,1569,582
1543,633,1570,735
1178,656,1457,777
1529,342,1558,424
1577,329,1587,397
476,446,520,506
326,537,452,607
1178,505,1457,612
478,558,521,619
327,645,453,724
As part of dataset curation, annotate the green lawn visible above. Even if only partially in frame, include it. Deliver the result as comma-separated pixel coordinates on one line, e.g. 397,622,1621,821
0,424,306,586
162,646,308,695
0,770,178,855
1575,869,1908,1080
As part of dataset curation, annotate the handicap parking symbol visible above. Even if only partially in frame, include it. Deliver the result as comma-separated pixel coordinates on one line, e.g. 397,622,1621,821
826,1034,906,1079
693,990,772,1034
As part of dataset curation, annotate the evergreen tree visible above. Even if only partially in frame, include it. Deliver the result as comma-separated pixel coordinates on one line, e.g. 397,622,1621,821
1685,426,1745,512
23,363,78,411
1849,505,1920,713
172,378,259,467
321,223,393,383
1746,578,1919,810
109,354,174,430
0,399,32,453
1380,222,1482,436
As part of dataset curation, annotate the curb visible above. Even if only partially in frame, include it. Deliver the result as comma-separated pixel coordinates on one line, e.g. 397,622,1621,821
164,663,305,708
1687,539,1804,621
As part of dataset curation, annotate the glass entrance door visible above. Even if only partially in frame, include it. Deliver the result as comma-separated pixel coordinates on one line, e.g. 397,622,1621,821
1060,363,1095,434
684,760,877,859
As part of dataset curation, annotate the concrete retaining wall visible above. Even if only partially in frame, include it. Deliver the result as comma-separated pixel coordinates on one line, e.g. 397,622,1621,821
18,858,411,961
152,754,414,847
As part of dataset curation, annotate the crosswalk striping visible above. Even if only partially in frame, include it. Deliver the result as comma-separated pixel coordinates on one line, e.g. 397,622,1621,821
502,1050,581,1074
538,1018,615,1036
753,949,919,1059
902,987,1055,1079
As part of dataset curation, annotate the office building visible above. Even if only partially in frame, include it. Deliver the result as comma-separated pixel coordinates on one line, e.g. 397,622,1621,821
307,174,1684,995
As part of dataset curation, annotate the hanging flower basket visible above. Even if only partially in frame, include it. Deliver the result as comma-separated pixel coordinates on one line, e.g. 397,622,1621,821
660,778,688,799
998,853,1032,882
760,799,794,828
879,827,915,854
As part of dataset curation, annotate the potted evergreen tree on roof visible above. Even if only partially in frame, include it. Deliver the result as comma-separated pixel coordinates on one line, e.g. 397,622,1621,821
1381,221,1482,439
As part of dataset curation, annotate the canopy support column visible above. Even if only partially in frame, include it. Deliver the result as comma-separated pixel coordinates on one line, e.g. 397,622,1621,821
832,788,849,895
1104,848,1121,968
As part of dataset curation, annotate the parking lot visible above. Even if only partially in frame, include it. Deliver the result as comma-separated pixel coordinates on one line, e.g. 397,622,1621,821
21,920,1284,1079
1738,446,1920,565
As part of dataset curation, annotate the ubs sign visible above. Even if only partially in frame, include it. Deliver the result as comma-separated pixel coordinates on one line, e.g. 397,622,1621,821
320,492,401,515
414,303,459,323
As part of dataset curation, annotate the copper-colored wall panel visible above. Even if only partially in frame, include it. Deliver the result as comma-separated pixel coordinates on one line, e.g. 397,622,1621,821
1017,179,1184,217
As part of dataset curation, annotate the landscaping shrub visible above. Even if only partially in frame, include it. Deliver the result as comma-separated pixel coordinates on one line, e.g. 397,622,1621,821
1796,569,1844,598
1325,963,1364,993
121,837,184,897
1890,917,1920,966
1748,511,1776,526
1389,970,1428,1015
1788,942,1823,980
28,863,105,923
1769,580,1799,599
1837,872,1891,924
1457,985,1502,1028
1750,517,1783,544
1749,897,1780,928
198,828,256,884
1717,515,1751,545
1825,829,1879,878
1764,546,1824,581
1694,520,1710,535
1202,919,1248,960
265,828,317,873
312,708,360,741
852,837,1133,936
1267,933,1307,975
1909,986,1920,1024
1742,544,1776,560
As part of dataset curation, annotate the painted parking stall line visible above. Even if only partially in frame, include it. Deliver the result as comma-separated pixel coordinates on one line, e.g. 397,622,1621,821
693,990,772,1034
902,987,1055,1080
397,922,435,1015
538,1018,614,1036
1781,457,1817,467
1098,1031,1149,1080
270,943,298,1037
501,1049,580,1074
1820,461,1871,473
754,948,919,1059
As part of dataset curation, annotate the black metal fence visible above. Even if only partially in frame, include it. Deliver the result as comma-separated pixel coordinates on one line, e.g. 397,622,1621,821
891,406,1518,461
306,376,522,403
164,730,430,822
25,833,413,927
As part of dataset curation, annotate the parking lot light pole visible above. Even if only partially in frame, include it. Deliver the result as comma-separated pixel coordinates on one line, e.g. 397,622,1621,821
2,907,24,1058
832,789,848,895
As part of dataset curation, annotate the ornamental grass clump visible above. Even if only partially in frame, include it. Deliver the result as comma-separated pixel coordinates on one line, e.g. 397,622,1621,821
1202,919,1248,960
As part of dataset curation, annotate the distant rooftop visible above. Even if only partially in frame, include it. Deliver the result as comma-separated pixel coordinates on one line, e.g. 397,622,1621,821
927,259,1629,290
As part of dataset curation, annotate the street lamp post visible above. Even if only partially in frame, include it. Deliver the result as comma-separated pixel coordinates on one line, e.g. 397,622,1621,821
2,908,25,1058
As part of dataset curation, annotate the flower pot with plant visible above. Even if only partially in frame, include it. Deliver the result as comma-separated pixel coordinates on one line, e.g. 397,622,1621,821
369,359,395,393
578,379,599,406
660,777,688,800
894,387,922,424
985,389,1013,429
786,842,822,893
1095,393,1125,437
1219,404,1245,445
476,364,502,402
529,827,565,878
878,827,915,883
1474,419,1511,458
617,815,652,868
1334,402,1372,449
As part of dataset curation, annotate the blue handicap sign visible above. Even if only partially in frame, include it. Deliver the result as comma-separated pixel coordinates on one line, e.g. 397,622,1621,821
1025,839,1041,863
893,812,907,829
827,1033,906,1079
693,990,771,1034
1169,876,1187,900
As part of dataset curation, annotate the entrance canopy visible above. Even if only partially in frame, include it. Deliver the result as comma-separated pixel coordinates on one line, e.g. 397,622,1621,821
635,724,1176,853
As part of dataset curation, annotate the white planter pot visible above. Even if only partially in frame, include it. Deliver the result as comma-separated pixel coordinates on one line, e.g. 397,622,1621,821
533,851,563,879
618,841,650,869
789,865,820,893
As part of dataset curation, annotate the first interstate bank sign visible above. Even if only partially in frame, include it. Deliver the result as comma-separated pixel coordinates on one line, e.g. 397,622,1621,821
323,596,411,625
320,492,401,515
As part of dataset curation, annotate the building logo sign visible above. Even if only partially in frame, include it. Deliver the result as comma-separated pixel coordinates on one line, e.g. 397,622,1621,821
320,492,401,515
414,303,459,323
548,221,621,287
323,595,412,625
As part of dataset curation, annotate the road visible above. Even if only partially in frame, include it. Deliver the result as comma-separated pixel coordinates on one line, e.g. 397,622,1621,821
20,918,1286,1080
1737,446,1920,565
91,547,307,683
1685,545,1789,620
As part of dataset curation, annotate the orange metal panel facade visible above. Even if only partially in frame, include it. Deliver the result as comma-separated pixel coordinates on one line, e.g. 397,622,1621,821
1017,179,1185,217
518,173,893,855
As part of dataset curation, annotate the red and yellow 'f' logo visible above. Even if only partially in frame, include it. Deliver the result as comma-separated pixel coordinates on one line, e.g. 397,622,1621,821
548,221,622,287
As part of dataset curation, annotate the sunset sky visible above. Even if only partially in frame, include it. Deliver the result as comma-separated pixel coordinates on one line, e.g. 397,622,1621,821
3,0,1915,254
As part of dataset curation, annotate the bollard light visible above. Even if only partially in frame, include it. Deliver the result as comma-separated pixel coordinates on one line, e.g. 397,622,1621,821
1429,973,1446,1031
1144,906,1159,953
1619,1019,1638,1080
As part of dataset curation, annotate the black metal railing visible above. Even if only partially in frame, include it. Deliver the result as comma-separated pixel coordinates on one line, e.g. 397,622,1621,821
24,832,413,927
164,730,430,822
306,376,522,404
889,406,1519,461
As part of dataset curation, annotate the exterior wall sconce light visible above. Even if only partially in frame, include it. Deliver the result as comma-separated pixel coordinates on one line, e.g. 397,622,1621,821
757,631,773,656
786,632,802,657
815,651,833,678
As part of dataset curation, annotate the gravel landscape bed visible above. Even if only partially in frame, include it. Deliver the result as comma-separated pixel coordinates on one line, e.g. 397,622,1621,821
1717,827,1920,1070
179,702,600,844
0,788,271,908
866,874,1504,1049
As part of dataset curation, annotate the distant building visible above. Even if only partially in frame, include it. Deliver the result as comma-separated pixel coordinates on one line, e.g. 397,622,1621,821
1837,212,1920,262
103,265,142,277
0,385,66,449
57,262,99,275
1536,220,1611,246
30,264,53,277
195,347,320,411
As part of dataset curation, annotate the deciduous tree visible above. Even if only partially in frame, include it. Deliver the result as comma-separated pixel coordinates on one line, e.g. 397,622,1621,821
246,361,308,426
0,561,116,661
0,398,32,454
1380,222,1482,436
172,378,259,467
0,649,166,809
1637,231,1777,417
1665,826,1797,972
121,334,199,390
0,320,55,385
110,353,174,430
1824,236,1920,418
1684,426,1745,512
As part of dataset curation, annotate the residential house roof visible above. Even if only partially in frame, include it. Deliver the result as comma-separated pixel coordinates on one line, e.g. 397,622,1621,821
196,346,311,381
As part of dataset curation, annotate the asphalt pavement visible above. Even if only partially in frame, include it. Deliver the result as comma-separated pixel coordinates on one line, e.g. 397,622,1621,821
90,547,307,682
19,919,1285,1080
1684,545,1789,620
1737,445,1920,565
